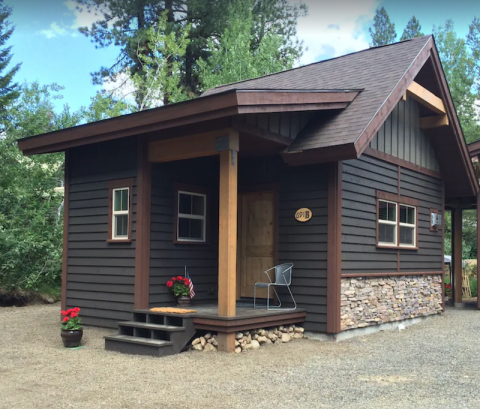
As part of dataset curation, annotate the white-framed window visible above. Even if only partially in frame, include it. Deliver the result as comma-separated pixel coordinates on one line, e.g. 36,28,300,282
177,190,206,242
112,187,129,239
378,199,397,246
399,204,416,247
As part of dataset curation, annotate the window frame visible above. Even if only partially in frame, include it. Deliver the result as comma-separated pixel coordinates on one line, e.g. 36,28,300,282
376,191,419,250
398,204,417,248
174,183,209,244
107,178,134,243
377,199,398,247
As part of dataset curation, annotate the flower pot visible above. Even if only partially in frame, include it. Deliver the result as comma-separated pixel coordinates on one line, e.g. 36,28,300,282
61,329,83,348
177,296,191,307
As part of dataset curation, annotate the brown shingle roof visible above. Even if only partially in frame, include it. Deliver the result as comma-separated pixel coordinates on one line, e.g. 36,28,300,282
203,36,433,152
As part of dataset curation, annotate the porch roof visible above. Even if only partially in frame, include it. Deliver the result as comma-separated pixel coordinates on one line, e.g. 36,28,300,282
17,88,360,156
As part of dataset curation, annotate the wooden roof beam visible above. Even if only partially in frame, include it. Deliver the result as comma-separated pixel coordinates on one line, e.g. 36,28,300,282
407,81,446,114
420,114,449,129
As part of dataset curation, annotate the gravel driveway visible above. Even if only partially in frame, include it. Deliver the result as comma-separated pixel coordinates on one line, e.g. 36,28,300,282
1,304,480,409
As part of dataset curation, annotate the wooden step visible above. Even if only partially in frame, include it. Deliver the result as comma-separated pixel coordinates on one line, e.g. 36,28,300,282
104,335,175,357
117,322,186,331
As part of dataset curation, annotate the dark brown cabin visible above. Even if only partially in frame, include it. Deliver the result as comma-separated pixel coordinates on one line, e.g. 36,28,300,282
18,36,479,354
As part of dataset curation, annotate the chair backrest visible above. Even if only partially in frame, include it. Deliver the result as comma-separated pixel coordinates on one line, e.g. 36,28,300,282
274,263,294,285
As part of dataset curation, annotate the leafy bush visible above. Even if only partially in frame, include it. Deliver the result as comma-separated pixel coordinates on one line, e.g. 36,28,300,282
470,278,478,298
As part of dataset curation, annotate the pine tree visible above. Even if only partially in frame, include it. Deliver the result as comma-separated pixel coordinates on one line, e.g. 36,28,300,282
400,16,424,41
369,7,397,47
0,1,21,117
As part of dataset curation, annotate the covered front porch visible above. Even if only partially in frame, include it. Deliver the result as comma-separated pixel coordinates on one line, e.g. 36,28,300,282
137,114,324,351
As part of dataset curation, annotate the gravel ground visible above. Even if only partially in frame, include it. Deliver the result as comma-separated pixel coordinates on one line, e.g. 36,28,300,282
1,304,480,409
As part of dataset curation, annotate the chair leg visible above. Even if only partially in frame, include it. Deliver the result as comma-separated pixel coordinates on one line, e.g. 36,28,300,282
268,285,296,311
267,286,282,310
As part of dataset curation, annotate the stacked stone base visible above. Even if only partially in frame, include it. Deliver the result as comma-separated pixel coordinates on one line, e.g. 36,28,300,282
341,275,443,331
189,325,306,353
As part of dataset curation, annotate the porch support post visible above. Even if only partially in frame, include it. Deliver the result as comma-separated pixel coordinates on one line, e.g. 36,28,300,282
61,150,70,311
217,133,238,353
134,136,152,309
452,207,463,306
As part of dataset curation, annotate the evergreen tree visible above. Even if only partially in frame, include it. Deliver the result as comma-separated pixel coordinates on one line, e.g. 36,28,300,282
0,1,21,118
434,20,480,143
400,16,424,41
74,0,307,108
369,7,397,47
198,0,293,90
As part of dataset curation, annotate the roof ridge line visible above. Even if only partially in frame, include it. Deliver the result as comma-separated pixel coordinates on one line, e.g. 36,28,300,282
204,35,433,95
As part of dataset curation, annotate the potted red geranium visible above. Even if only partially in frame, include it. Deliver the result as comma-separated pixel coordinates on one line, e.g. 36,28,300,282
167,276,192,307
60,307,83,348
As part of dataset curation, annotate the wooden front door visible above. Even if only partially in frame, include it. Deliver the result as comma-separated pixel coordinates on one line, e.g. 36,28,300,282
238,191,276,298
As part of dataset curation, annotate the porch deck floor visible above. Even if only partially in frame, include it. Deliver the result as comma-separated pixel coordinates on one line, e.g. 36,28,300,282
138,304,307,333
142,304,306,321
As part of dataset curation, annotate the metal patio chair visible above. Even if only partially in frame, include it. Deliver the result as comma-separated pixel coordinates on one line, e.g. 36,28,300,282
253,263,296,311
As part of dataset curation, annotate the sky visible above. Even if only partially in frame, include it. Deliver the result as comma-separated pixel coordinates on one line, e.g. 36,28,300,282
5,0,479,112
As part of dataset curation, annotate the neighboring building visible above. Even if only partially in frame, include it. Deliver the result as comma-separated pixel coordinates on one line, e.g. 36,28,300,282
18,36,479,354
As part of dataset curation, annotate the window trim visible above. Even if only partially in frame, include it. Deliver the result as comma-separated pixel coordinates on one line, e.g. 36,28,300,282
107,178,134,243
399,204,417,248
378,199,398,247
376,191,419,250
174,183,210,244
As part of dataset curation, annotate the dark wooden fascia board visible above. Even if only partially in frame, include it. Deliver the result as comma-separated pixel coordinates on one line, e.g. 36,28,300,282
61,150,69,311
354,37,434,157
282,143,357,166
235,90,360,105
237,102,349,114
19,90,356,156
22,107,240,156
326,161,342,334
429,45,479,195
134,136,152,309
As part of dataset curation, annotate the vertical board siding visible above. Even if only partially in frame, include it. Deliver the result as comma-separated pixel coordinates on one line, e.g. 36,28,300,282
237,112,315,139
400,168,443,271
370,98,440,171
341,156,399,274
240,157,329,333
149,157,220,307
67,137,137,328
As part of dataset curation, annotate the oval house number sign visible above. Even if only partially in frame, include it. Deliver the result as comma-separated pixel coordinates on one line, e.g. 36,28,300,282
295,208,312,222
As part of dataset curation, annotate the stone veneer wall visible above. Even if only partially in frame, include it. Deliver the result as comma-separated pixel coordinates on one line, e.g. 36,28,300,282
340,275,443,331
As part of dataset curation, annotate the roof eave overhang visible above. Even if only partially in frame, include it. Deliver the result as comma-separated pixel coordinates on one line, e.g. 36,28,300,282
18,89,361,156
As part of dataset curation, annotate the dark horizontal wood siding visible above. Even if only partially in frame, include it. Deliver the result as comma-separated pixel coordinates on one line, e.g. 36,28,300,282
400,168,443,271
341,156,399,274
240,156,329,332
370,97,440,171
149,157,220,307
341,154,443,275
67,137,137,328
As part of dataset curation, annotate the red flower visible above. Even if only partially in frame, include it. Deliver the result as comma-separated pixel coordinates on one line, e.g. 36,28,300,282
172,277,177,281
66,308,73,315
60,310,68,316
183,278,190,285
177,276,183,281
166,281,173,288
73,307,80,313
63,317,69,322
71,312,78,318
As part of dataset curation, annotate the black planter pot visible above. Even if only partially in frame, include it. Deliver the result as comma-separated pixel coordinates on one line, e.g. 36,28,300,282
61,329,83,348
177,296,191,307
